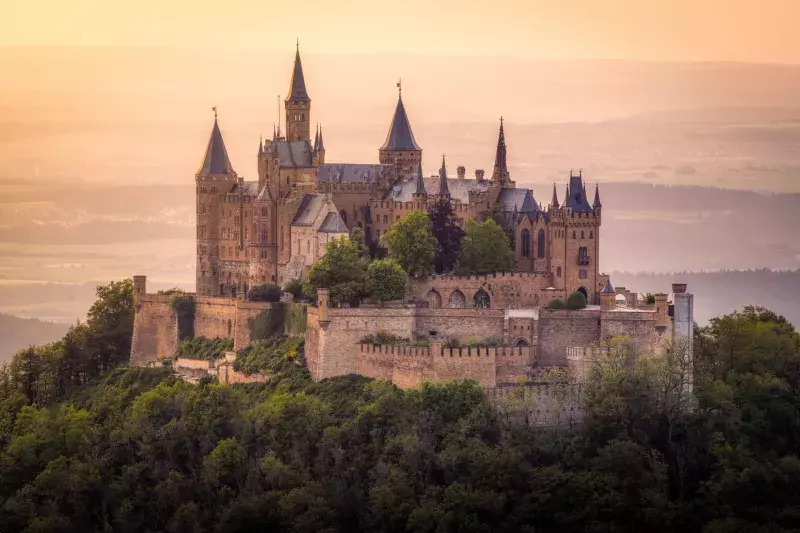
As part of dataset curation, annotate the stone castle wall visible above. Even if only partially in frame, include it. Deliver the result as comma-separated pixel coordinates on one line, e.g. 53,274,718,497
131,295,178,367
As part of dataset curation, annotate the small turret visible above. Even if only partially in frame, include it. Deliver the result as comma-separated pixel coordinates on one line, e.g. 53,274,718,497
317,124,325,164
318,288,330,324
551,182,559,209
593,183,602,208
133,275,147,310
599,279,615,311
412,163,427,198
437,155,450,198
258,136,263,157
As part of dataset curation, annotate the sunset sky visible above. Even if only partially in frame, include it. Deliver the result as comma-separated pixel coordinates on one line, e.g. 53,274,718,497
4,0,799,63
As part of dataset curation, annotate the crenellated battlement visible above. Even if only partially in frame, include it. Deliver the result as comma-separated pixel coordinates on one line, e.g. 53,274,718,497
426,271,546,283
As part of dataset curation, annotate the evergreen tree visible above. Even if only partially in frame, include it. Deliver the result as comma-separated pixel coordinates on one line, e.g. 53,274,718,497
428,199,465,274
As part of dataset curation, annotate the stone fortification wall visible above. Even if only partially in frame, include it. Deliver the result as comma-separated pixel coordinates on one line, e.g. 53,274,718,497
411,271,563,310
354,343,534,389
130,295,178,367
600,309,667,357
194,297,237,340
537,309,602,367
566,346,608,384
414,308,505,344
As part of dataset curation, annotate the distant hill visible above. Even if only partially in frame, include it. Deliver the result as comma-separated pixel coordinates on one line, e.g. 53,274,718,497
0,314,70,363
611,269,800,326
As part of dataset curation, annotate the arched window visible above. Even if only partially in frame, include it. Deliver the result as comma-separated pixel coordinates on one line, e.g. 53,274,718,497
306,240,310,253
521,230,531,257
537,229,545,258
473,289,491,309
557,266,562,278
589,230,593,239
572,231,576,239
581,231,585,239
448,290,466,308
515,339,530,347
426,290,442,308
280,226,285,250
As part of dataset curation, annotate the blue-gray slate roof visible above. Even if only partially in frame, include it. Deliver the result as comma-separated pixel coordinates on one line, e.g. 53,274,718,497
317,163,390,184
197,118,236,176
270,140,314,168
292,194,327,226
380,95,421,151
387,176,491,203
565,175,593,212
319,212,349,233
286,49,309,101
498,188,538,214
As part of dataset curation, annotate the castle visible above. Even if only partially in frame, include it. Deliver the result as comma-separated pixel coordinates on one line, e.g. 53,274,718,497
131,46,695,426
195,45,602,305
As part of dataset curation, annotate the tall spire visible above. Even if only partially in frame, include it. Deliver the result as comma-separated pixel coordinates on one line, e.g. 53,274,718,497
551,182,559,208
314,124,319,151
593,183,602,208
317,124,325,152
492,117,508,182
380,83,421,151
564,184,571,208
258,136,263,157
412,163,427,197
196,109,236,177
437,155,450,197
286,42,309,102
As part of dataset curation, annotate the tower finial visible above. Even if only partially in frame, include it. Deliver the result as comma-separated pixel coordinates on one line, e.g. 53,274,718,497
296,38,299,51
397,78,402,96
212,106,217,120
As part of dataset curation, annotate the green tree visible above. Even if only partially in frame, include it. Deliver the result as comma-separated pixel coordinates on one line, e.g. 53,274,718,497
384,210,436,280
547,298,566,309
366,259,408,301
566,291,587,309
456,219,516,275
303,235,368,306
483,201,515,249
427,199,465,274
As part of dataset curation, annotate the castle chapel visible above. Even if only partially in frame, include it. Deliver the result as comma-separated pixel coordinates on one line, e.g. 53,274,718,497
195,46,603,304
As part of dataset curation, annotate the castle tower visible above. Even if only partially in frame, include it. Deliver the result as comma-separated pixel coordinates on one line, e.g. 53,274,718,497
316,124,326,164
285,43,311,142
196,110,238,296
379,82,422,175
599,278,616,310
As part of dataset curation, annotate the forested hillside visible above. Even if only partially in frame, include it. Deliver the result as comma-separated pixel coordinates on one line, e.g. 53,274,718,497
0,314,68,364
1,279,799,531
612,268,800,325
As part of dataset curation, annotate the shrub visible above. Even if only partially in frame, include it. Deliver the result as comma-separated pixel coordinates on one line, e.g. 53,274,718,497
283,279,308,300
443,337,461,348
174,337,233,361
169,292,196,340
465,336,503,348
358,330,429,347
566,291,588,310
547,298,566,309
644,292,656,305
247,284,282,302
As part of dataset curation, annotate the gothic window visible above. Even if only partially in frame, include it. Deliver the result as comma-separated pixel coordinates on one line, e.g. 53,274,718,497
261,226,268,243
473,289,491,309
579,246,589,266
376,229,381,241
557,266,562,278
280,227,285,250
581,231,585,239
426,290,442,308
572,231,576,239
537,229,545,258
383,215,388,224
589,230,593,239
261,207,268,217
448,290,466,308
521,229,531,257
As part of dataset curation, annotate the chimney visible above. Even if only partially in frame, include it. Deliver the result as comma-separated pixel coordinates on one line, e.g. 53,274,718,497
672,283,687,294
457,166,466,179
475,169,485,181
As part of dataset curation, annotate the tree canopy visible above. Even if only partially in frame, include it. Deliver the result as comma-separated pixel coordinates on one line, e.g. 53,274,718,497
456,218,516,275
303,234,369,307
366,259,407,301
383,210,436,280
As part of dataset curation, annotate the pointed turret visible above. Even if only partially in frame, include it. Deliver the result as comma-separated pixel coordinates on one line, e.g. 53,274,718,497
599,278,616,310
551,183,560,209
564,184,571,208
593,183,602,208
258,136,263,157
314,124,319,151
286,42,310,102
196,111,236,177
412,163,427,198
317,124,325,152
437,155,451,198
601,278,615,293
491,117,509,182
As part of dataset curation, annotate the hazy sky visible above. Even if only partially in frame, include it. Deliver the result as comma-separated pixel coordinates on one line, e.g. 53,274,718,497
4,0,799,63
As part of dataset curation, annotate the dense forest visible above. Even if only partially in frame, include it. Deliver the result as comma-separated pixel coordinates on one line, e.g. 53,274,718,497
0,279,799,532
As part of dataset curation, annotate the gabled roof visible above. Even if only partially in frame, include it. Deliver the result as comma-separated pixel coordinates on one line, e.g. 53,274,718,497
380,93,421,151
270,140,314,168
286,46,309,101
319,212,349,233
292,194,327,226
498,188,538,214
387,176,491,203
229,181,259,196
196,117,236,177
317,163,390,184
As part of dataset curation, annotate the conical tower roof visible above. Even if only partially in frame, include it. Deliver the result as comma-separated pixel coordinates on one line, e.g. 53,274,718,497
492,117,508,181
593,183,602,208
601,279,615,294
197,113,236,177
380,86,421,151
551,182,559,208
317,124,325,151
286,43,309,102
437,155,450,197
412,163,427,196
